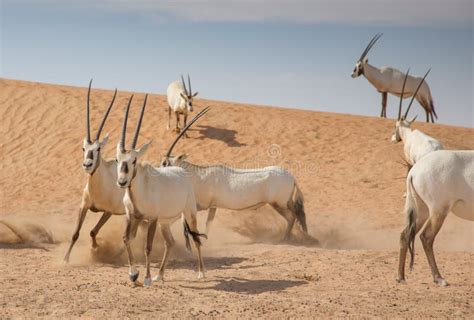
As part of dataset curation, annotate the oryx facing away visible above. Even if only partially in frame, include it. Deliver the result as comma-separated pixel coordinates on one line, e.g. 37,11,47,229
161,112,315,244
64,80,123,263
116,94,206,286
352,34,438,123
391,69,443,169
167,75,198,133
397,150,474,286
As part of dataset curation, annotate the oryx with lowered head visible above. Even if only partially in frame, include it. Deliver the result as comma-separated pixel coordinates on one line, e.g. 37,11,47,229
160,112,316,244
116,95,207,286
391,69,443,170
352,34,438,122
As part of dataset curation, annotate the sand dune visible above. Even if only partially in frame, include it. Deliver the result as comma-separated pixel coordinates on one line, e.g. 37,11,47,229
0,78,473,318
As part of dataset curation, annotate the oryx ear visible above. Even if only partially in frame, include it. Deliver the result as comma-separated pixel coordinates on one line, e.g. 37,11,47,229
99,133,109,147
137,140,152,157
192,92,199,97
180,93,187,100
177,153,188,161
408,115,417,125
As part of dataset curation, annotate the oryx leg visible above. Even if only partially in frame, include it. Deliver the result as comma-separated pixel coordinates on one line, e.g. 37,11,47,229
183,209,206,279
175,112,180,132
183,113,189,138
271,204,296,242
429,112,435,123
153,224,175,282
381,92,387,118
167,106,171,130
123,214,139,283
420,208,449,286
397,208,428,283
143,219,157,286
63,205,88,263
90,211,112,249
205,208,217,235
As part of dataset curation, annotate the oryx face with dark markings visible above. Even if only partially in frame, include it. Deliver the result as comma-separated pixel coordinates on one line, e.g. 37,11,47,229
180,74,198,113
82,79,117,175
116,94,151,189
351,33,382,78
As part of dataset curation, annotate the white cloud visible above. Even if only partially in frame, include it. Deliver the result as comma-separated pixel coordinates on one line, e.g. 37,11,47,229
5,0,473,26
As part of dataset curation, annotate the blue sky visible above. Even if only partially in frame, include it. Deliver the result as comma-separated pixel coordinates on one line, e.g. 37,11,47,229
1,0,472,127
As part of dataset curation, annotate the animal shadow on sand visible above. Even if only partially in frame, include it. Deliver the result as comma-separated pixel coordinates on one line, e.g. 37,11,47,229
180,276,307,294
195,125,246,147
166,256,248,271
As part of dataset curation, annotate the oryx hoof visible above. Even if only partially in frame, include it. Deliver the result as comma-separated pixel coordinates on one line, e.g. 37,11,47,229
61,258,70,266
143,277,152,287
396,278,406,284
152,274,164,282
435,278,449,287
174,128,181,133
129,271,139,282
197,271,205,279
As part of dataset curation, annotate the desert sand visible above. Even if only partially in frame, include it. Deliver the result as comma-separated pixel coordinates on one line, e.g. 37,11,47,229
0,78,473,318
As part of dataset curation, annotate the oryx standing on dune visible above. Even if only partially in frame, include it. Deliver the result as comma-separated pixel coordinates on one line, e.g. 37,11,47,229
160,115,314,243
116,94,206,286
352,34,438,123
64,80,122,263
167,75,198,133
391,69,443,169
397,150,474,286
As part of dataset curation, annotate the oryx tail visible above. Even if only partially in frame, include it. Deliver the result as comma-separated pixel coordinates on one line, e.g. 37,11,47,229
289,184,308,233
183,217,208,252
405,176,419,271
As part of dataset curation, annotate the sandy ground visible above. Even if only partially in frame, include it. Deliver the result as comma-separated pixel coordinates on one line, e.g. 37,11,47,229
0,78,473,318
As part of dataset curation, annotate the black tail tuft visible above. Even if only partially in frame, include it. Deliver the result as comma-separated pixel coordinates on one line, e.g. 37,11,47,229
430,98,438,120
183,219,207,252
407,209,416,271
294,197,308,233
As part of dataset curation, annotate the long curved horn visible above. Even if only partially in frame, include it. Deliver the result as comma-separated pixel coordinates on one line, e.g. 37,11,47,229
131,94,148,150
95,88,118,141
188,74,192,95
398,68,410,120
181,74,188,96
86,79,92,143
359,33,383,61
120,95,134,152
165,106,211,157
404,68,431,119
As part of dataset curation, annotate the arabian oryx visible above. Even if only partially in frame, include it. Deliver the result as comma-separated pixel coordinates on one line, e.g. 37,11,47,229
352,34,438,122
391,69,443,171
160,114,315,244
167,75,198,133
397,150,473,286
116,94,206,286
64,80,122,263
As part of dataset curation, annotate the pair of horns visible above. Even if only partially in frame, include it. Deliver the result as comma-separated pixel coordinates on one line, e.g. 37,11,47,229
359,33,383,62
165,106,211,157
120,94,148,152
86,79,118,143
181,74,193,96
398,68,431,121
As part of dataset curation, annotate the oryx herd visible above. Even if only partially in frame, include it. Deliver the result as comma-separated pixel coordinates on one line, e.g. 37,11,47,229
64,35,473,288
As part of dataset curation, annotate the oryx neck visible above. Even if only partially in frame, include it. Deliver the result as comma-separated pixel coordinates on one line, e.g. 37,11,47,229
398,124,412,142
362,63,381,85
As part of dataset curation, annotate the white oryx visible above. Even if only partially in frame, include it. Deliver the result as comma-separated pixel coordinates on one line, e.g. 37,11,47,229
64,80,122,263
167,75,198,133
397,150,474,286
160,115,313,243
352,34,438,123
116,95,206,286
391,69,443,169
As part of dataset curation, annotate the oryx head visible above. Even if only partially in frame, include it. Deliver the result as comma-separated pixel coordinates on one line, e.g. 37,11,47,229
82,79,117,175
160,106,211,167
116,94,151,188
392,68,430,144
180,74,198,112
352,33,382,78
